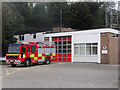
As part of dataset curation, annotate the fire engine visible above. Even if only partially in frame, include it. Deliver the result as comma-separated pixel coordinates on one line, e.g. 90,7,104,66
6,42,56,67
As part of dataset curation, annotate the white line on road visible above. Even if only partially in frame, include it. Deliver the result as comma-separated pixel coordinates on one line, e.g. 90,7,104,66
5,67,10,76
0,76,2,79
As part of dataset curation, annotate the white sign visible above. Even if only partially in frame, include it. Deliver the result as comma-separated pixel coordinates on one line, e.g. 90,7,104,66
102,50,108,54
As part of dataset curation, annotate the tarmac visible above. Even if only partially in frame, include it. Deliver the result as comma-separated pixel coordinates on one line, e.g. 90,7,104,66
1,62,119,88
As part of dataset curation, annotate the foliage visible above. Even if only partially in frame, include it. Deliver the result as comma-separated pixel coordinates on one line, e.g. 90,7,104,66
2,3,25,56
63,2,93,29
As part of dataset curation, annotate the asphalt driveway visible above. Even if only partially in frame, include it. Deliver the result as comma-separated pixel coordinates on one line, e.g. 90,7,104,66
1,62,118,88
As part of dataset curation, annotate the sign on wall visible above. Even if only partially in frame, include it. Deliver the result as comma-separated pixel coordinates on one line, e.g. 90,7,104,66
102,45,108,54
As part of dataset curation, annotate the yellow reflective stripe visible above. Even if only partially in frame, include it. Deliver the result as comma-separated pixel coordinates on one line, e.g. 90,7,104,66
34,57,38,60
45,53,49,55
42,56,45,60
6,54,19,56
51,56,53,59
38,54,42,57
23,54,26,58
30,54,34,57
52,53,55,56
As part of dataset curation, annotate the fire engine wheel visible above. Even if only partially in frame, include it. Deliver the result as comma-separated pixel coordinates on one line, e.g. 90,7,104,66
24,60,30,67
11,64,16,67
45,57,50,64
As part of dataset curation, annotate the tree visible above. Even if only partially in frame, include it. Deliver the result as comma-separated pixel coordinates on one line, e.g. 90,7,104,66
12,2,33,29
47,2,68,27
63,2,93,30
87,2,105,28
2,3,25,56
30,3,49,28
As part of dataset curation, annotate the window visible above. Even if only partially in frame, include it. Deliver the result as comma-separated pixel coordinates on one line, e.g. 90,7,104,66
74,43,98,55
92,46,97,55
27,47,30,52
113,34,119,38
74,44,80,55
68,41,71,44
59,41,62,45
58,50,62,53
92,43,98,55
63,46,66,49
63,50,66,53
44,37,49,41
33,34,36,39
19,35,21,41
31,46,35,52
21,47,26,53
68,50,71,53
80,43,85,55
22,35,24,40
8,46,20,53
63,41,66,45
59,46,62,49
19,35,24,41
86,43,91,55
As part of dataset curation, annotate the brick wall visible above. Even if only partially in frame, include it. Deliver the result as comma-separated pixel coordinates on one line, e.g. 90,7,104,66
101,33,109,64
101,33,119,64
118,34,120,64
109,33,119,64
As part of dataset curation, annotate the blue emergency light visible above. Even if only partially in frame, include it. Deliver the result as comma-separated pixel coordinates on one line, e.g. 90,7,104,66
14,43,23,45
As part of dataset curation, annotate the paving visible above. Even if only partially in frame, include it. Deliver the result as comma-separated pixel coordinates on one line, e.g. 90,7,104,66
1,62,119,88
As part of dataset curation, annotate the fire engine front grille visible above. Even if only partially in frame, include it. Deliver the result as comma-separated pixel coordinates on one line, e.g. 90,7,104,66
7,56,18,59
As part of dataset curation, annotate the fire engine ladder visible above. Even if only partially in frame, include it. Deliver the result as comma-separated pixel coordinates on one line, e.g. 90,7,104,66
37,41,55,47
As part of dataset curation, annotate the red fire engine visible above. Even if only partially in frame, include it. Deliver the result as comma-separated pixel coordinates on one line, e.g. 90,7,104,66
6,42,56,67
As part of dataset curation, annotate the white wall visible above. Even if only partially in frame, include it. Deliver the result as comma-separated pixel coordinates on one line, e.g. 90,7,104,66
72,33,99,63
73,56,98,62
14,33,44,42
73,33,99,43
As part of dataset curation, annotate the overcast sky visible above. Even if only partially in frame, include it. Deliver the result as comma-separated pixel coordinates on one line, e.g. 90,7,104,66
32,0,120,10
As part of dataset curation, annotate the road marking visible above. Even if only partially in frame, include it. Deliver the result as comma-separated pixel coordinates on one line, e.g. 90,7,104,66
10,69,19,74
56,79,61,88
5,67,10,76
43,65,49,66
2,63,58,78
17,68,21,71
0,76,2,79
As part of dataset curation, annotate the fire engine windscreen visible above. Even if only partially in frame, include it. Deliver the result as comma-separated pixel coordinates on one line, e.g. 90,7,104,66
8,46,20,53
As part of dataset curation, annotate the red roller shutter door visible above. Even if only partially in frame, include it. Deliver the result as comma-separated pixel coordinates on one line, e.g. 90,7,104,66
52,36,71,62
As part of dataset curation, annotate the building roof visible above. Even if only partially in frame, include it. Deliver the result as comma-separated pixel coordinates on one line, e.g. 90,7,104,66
15,27,53,35
15,27,120,35
44,28,120,37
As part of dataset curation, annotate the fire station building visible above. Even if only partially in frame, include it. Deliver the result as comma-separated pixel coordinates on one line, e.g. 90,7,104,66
14,28,120,64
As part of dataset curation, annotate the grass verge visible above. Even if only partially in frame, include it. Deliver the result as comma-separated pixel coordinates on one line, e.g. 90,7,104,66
0,61,6,65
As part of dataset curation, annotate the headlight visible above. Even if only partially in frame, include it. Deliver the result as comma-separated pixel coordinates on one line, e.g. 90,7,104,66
6,60,9,62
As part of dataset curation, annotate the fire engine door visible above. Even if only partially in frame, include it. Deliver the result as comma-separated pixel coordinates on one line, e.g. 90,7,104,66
21,47,26,58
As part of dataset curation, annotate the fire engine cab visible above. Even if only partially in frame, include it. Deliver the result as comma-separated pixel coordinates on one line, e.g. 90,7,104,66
6,42,56,67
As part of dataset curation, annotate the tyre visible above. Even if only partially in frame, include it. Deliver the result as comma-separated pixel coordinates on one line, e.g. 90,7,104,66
45,57,50,64
24,59,30,67
11,64,16,67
